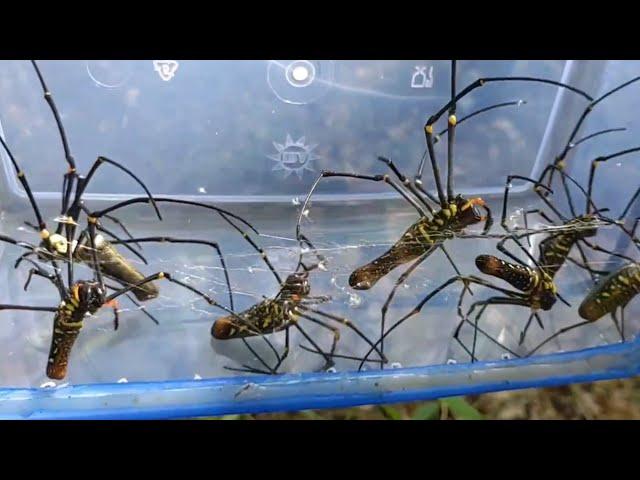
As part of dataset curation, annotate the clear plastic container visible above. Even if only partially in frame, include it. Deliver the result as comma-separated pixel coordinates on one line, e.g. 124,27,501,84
0,60,638,419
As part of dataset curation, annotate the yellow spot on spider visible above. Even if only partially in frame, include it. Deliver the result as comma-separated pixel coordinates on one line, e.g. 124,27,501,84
88,216,98,224
448,115,457,126
17,170,25,178
158,272,165,279
40,229,50,239
425,125,434,134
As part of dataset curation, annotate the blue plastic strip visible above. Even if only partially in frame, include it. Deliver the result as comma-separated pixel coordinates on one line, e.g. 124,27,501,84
0,335,638,419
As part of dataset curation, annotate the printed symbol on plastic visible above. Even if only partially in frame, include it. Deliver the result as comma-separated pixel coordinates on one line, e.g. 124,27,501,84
153,60,179,81
267,61,335,105
411,65,434,89
268,134,319,180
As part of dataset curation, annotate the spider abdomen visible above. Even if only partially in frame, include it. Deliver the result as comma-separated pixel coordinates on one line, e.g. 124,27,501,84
579,263,640,322
349,217,454,290
47,309,82,380
74,238,159,301
211,300,293,339
475,255,537,292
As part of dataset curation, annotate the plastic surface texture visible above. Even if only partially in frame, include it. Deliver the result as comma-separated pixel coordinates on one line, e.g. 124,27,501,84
0,60,639,419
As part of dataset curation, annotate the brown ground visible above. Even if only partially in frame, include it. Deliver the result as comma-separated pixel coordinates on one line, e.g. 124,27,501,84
209,376,640,420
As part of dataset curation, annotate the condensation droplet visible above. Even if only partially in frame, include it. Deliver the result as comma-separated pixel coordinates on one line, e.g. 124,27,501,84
247,266,254,274
117,377,128,383
390,362,402,369
568,143,575,148
193,373,202,380
318,261,328,271
330,277,337,285
302,209,310,218
326,367,337,373
507,183,513,189
616,162,622,167
301,246,310,254
291,197,301,206
446,359,457,365
40,381,56,388
403,283,410,289
198,187,207,194
348,293,362,308
501,353,511,360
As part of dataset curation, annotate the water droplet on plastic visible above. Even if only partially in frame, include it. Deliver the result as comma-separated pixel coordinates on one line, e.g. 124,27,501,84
330,277,337,285
318,260,328,271
326,367,337,373
198,187,207,194
517,99,525,107
301,246,310,254
446,359,457,365
568,143,575,148
507,182,513,189
291,197,301,206
348,293,362,308
117,377,128,383
403,283,410,289
302,209,310,218
616,162,622,167
390,362,402,369
501,353,511,360
247,266,254,274
193,373,202,380
40,381,56,388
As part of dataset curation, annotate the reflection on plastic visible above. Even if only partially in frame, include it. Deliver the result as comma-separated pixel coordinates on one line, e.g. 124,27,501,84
86,61,134,89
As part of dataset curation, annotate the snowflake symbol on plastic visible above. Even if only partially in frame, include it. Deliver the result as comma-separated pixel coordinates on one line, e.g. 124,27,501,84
268,134,319,179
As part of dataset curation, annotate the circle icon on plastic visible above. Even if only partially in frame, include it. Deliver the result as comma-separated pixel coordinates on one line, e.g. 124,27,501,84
86,60,135,89
267,60,334,105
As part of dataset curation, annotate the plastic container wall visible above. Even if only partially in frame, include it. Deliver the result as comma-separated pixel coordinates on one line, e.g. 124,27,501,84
1,60,639,418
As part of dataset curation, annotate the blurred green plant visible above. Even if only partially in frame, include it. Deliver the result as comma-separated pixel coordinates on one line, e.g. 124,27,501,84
192,396,484,420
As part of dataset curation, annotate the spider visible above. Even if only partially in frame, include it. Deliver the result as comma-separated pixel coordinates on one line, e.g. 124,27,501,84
538,74,640,190
209,234,387,375
527,234,640,357
2,60,167,303
298,60,591,367
0,229,259,380
2,61,270,313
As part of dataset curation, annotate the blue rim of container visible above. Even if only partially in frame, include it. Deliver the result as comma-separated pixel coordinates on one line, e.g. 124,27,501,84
0,335,637,419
